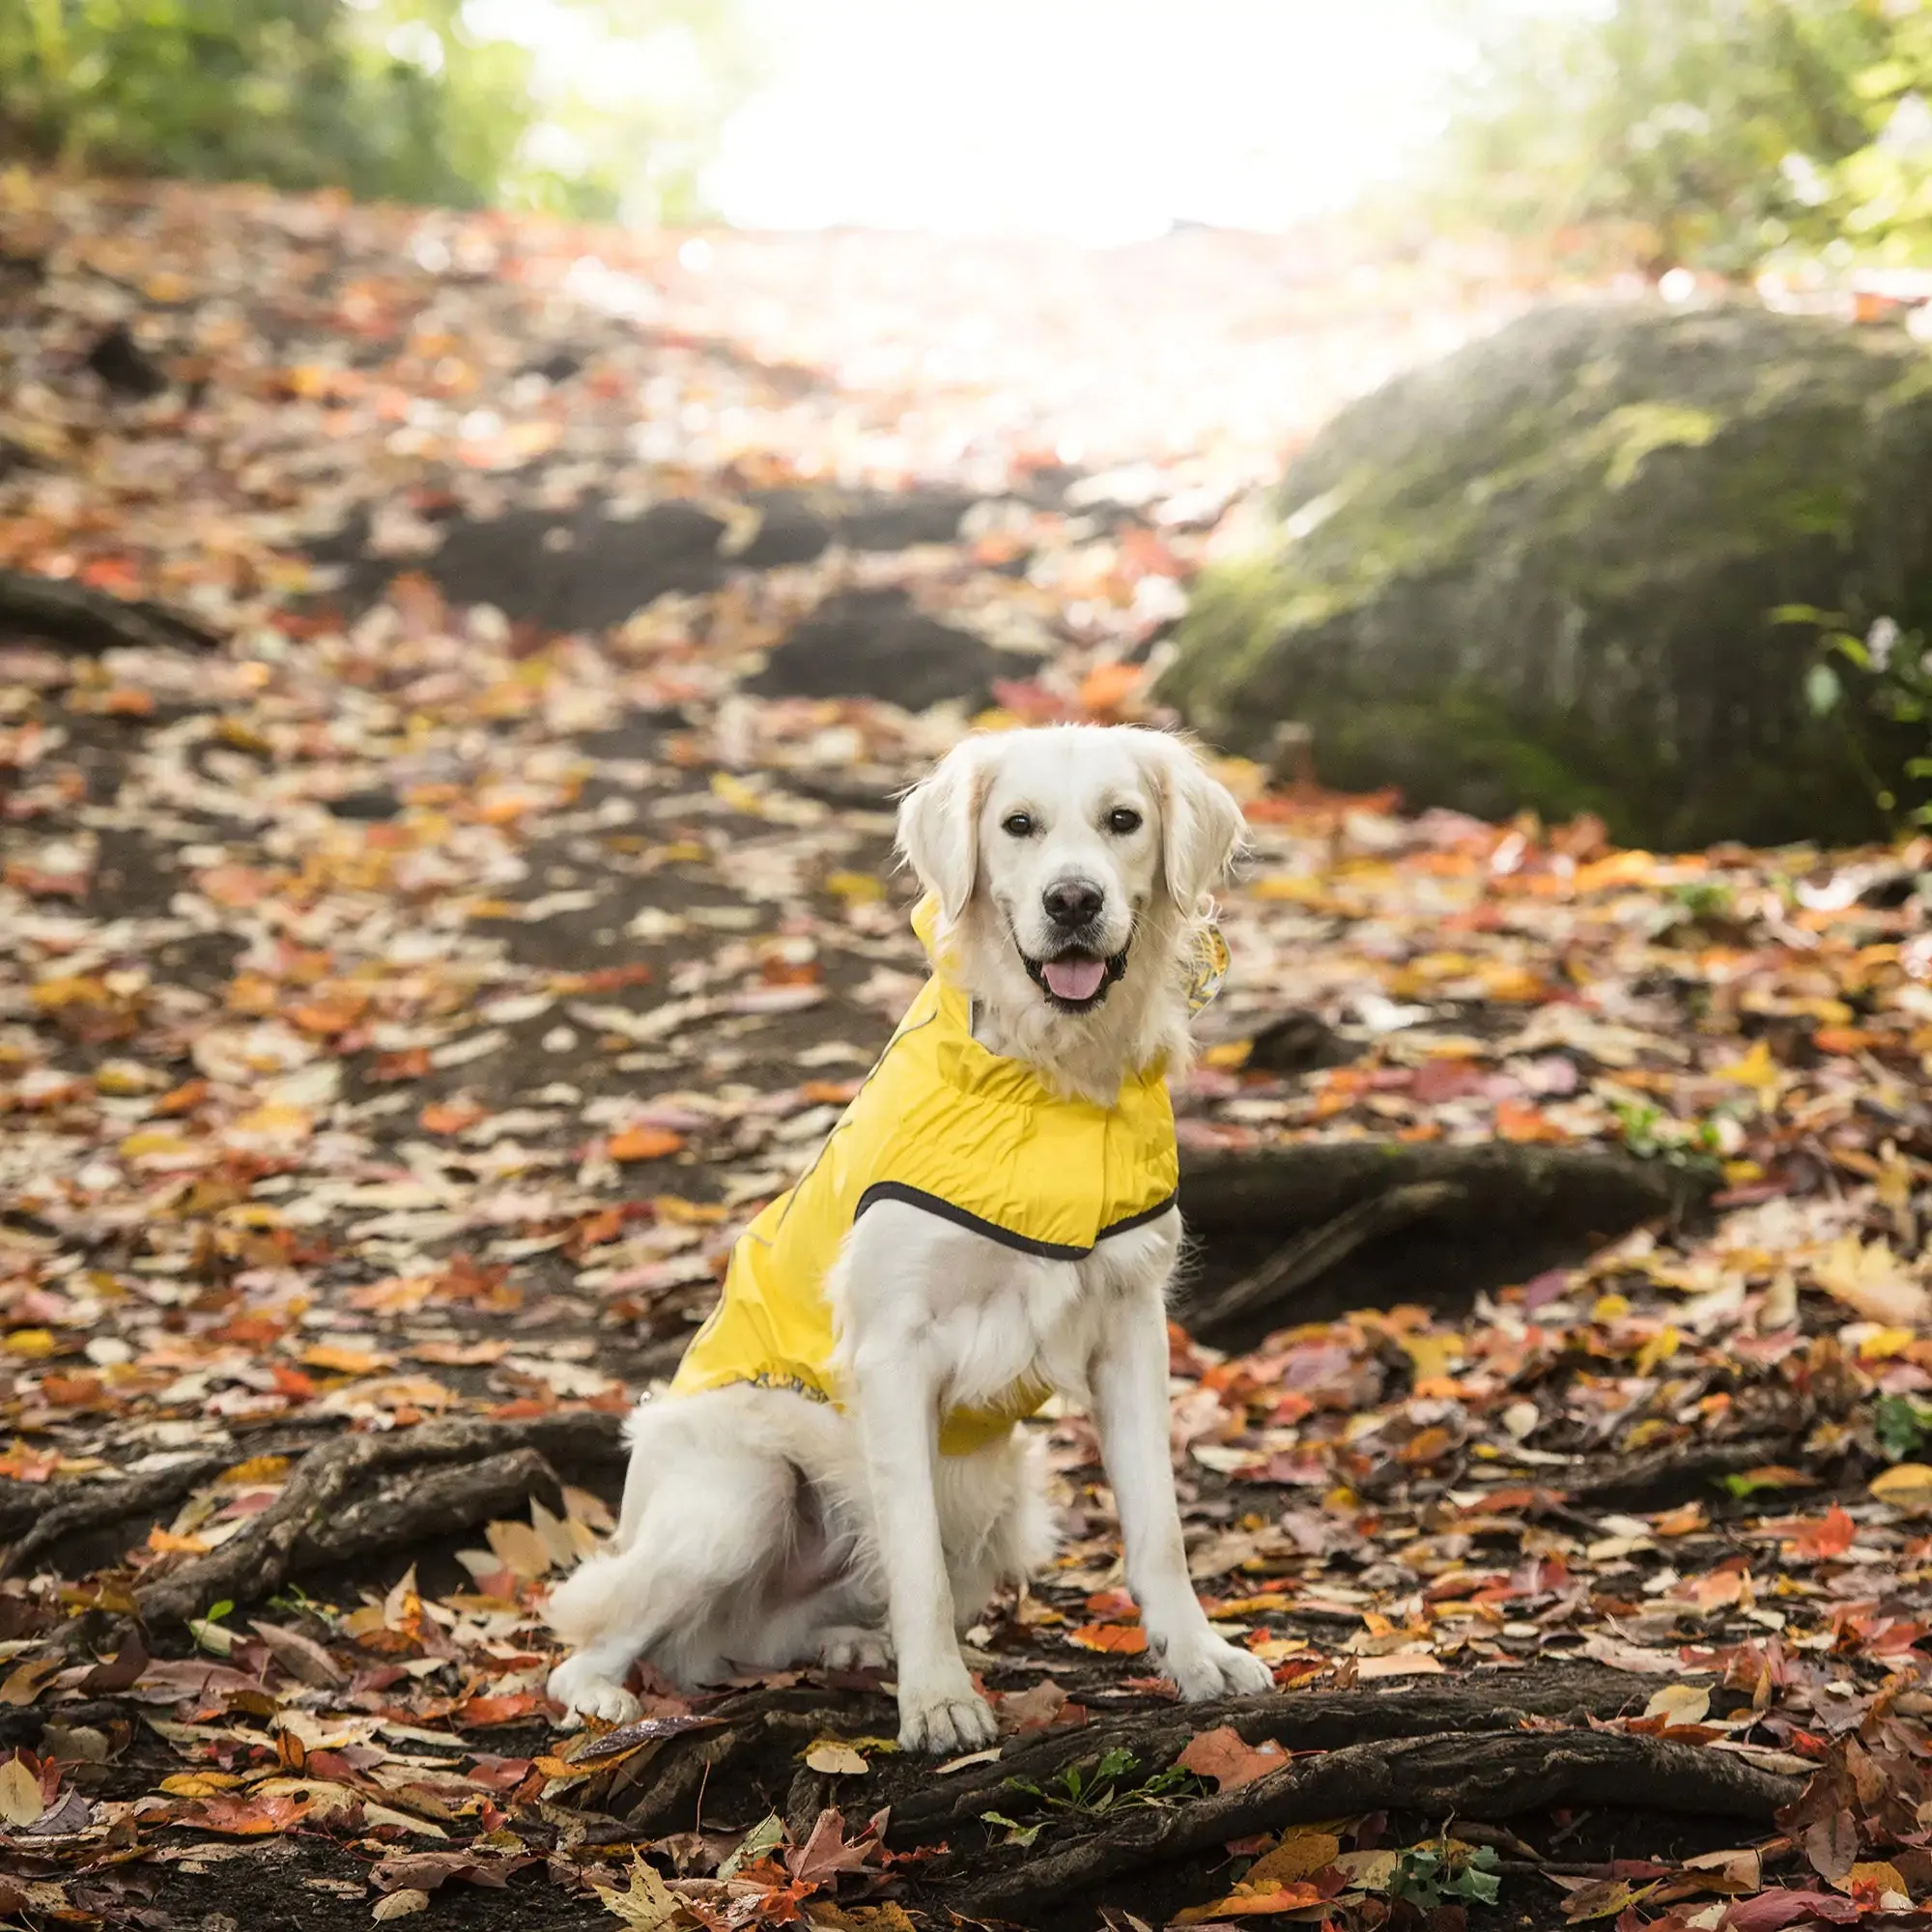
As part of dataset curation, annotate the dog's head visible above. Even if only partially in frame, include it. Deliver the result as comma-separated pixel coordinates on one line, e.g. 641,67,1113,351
895,725,1246,1019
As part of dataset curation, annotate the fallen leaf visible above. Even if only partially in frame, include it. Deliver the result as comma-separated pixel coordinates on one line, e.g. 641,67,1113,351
1244,1830,1341,1887
1066,1623,1148,1654
373,1893,430,1922
1175,1726,1290,1793
609,1127,687,1162
1871,1463,1932,1513
1354,1652,1445,1680
805,1741,868,1776
0,1759,44,1828
1644,1683,1712,1728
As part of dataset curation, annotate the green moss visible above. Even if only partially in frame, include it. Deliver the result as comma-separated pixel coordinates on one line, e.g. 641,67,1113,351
1162,304,1932,848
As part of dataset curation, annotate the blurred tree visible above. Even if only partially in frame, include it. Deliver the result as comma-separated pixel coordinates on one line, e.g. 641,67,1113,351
1429,0,1922,273
0,0,753,219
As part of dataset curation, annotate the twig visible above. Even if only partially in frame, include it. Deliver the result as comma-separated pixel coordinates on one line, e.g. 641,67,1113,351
1185,1180,1464,1333
960,1728,1802,1918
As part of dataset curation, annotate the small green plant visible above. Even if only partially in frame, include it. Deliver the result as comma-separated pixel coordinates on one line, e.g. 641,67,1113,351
1876,1394,1932,1462
1666,881,1736,925
1391,1839,1504,1910
1782,607,1932,828
983,1748,1206,1843
1611,1099,1724,1173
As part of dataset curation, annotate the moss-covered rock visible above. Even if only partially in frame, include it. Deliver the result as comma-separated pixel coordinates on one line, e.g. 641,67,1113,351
1162,302,1932,848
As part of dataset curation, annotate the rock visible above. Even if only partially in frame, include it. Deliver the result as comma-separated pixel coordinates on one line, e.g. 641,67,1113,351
748,587,1006,710
1162,301,1932,848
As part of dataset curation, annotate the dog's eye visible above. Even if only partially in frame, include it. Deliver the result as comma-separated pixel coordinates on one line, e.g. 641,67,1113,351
1106,808,1143,835
1001,811,1035,838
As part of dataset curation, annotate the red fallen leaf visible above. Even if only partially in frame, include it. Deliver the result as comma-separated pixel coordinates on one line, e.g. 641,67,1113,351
1495,1098,1567,1143
1724,1889,1861,1929
608,1126,687,1162
368,1048,432,1082
270,1364,316,1400
1789,1506,1858,1561
785,1807,881,1887
1066,1623,1147,1655
454,1692,545,1728
1175,1725,1291,1793
181,1791,312,1835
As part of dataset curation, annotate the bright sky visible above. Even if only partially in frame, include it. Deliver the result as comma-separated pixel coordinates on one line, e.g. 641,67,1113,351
707,0,1468,242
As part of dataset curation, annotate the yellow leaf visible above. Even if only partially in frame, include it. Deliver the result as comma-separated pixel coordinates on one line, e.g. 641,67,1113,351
1635,1326,1681,1376
1714,1039,1781,1109
1202,1039,1252,1070
3,1330,56,1359
1245,1830,1342,1886
1643,1683,1711,1728
591,1858,688,1931
1355,1652,1444,1680
229,1103,312,1143
160,1772,247,1796
485,1519,554,1580
823,870,884,904
120,1130,192,1160
805,1740,869,1776
1871,1463,1932,1513
373,1892,430,1921
300,1345,393,1377
0,1758,43,1827
1812,1236,1930,1326
1401,1333,1459,1383
1250,874,1327,903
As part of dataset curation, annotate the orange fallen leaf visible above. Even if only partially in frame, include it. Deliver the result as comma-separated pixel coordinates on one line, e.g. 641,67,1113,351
1065,1623,1148,1655
1175,1725,1289,1792
455,1692,546,1727
419,1099,487,1135
1175,1882,1327,1920
181,1791,312,1835
1078,661,1144,717
608,1126,687,1163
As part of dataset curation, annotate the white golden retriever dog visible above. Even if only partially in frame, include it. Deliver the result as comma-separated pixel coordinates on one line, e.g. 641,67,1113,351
546,724,1272,1750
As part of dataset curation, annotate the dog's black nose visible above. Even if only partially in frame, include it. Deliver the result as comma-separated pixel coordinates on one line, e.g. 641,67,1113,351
1043,879,1104,928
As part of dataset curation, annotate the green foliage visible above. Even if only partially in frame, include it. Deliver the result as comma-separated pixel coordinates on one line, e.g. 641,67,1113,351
1777,604,1932,827
1430,0,1932,271
0,0,751,218
1876,1393,1932,1461
1390,1840,1504,1910
986,1747,1206,1841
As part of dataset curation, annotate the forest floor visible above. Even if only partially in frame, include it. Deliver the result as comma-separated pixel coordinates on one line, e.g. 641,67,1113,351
2,175,1931,1932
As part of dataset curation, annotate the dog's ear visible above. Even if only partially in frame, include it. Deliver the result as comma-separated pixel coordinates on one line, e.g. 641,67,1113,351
896,740,988,923
1142,732,1247,914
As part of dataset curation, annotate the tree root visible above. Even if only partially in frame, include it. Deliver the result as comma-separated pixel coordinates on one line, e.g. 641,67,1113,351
133,1411,625,1626
0,1456,229,1578
1186,1179,1464,1334
958,1726,1802,1918
884,1662,1682,1837
1175,1142,1716,1344
0,567,222,655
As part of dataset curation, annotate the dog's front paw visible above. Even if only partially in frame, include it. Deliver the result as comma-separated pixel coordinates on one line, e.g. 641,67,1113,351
819,1625,893,1672
1161,1630,1275,1703
547,1653,641,1729
896,1674,997,1754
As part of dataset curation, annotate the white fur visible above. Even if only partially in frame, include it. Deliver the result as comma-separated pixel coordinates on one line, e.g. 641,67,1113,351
546,725,1269,1747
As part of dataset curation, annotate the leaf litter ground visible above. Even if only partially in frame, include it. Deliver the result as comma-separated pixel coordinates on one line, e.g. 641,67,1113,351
2,174,1932,1932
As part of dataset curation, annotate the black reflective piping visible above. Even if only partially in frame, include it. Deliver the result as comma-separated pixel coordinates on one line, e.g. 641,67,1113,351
853,1182,1179,1259
1097,1191,1180,1238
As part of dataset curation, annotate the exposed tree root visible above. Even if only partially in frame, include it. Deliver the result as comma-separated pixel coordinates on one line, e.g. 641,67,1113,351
1186,1179,1464,1334
883,1662,1682,1836
133,1411,626,1625
0,1456,229,1578
0,567,222,654
1176,1141,1716,1343
959,1726,1803,1918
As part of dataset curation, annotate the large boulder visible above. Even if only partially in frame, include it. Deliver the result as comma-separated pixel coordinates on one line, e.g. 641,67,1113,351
1162,302,1932,848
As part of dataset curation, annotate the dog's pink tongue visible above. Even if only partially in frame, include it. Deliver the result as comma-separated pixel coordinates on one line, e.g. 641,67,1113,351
1043,955,1106,1002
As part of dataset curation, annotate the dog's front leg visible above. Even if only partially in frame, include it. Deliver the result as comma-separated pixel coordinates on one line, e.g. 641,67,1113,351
849,1350,996,1753
1093,1282,1275,1701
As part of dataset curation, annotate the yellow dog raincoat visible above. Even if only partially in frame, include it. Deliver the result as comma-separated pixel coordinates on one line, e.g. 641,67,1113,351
668,898,1226,1454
